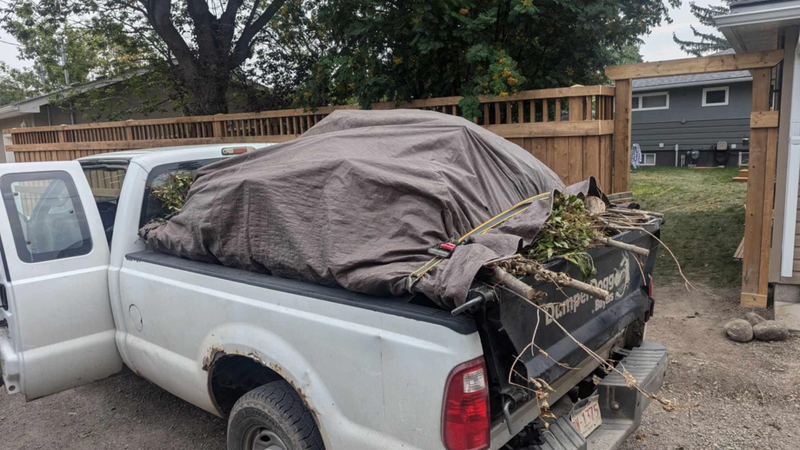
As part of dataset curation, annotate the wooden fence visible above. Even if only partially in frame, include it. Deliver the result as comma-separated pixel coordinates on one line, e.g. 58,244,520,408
5,85,619,191
606,49,785,309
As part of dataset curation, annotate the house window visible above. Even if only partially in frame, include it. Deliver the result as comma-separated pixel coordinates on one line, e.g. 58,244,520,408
641,153,657,166
702,86,729,107
632,92,669,111
739,151,749,167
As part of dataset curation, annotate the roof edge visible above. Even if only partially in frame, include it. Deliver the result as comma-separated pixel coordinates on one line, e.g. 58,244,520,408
633,76,753,92
716,2,800,28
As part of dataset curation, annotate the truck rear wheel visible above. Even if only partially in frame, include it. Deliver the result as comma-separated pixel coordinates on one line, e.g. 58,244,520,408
227,380,324,450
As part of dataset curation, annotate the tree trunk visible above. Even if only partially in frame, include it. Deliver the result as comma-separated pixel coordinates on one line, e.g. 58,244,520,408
182,64,231,116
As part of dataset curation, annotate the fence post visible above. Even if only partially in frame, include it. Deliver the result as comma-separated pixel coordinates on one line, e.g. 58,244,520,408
125,120,134,141
213,115,224,138
612,79,632,193
741,68,777,309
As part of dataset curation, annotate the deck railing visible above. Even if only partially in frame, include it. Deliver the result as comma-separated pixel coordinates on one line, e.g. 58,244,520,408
5,85,618,191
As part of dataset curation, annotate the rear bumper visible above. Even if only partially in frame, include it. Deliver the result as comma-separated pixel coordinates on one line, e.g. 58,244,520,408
509,341,668,450
587,341,668,449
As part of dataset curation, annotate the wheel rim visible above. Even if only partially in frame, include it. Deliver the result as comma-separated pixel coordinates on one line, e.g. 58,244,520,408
243,427,288,450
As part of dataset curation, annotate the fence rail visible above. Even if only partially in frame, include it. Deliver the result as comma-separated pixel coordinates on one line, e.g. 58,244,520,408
5,85,619,191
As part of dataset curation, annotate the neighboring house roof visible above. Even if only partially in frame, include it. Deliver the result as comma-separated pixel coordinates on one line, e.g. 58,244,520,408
632,50,752,92
0,69,146,121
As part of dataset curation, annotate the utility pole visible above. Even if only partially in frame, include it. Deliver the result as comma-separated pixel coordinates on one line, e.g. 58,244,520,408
59,37,75,125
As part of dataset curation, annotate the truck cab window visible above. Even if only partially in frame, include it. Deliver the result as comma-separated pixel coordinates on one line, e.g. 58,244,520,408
0,171,92,263
139,158,221,227
81,164,128,245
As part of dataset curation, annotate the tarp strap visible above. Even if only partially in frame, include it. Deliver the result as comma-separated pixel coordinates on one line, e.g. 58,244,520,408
406,192,551,292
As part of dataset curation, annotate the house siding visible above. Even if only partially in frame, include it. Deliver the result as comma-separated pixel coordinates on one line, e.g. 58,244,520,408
632,82,752,167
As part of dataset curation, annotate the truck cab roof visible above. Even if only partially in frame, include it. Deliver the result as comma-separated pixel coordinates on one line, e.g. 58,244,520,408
78,143,273,172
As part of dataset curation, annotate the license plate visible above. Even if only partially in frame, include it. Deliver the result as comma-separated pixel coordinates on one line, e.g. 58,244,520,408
571,396,602,438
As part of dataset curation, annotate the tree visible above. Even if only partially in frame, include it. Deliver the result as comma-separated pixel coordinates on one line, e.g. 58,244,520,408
612,44,645,66
0,62,41,105
673,1,731,56
292,0,681,119
1,0,288,115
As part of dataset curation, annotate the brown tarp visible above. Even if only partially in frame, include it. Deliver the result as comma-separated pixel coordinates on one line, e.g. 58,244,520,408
142,109,591,309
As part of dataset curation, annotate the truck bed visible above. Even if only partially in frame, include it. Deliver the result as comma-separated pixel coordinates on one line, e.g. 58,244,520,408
119,251,485,450
126,251,476,335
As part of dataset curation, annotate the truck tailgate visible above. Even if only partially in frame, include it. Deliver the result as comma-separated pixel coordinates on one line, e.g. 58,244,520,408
476,221,662,447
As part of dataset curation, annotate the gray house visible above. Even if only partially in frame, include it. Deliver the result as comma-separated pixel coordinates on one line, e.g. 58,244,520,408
631,51,753,167
0,74,250,163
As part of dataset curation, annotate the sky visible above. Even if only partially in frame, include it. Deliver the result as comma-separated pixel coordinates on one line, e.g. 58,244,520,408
640,0,723,62
0,0,723,71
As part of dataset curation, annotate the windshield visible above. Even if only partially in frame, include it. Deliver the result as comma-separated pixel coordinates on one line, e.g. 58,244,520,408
81,161,129,244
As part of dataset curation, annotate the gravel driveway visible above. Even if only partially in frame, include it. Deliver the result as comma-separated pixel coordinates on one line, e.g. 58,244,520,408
1,282,798,449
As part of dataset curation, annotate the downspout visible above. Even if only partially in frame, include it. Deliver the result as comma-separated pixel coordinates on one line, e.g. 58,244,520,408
674,144,679,167
781,32,800,277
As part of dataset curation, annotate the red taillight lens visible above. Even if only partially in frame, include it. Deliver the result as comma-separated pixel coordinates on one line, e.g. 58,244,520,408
442,357,490,450
648,274,654,298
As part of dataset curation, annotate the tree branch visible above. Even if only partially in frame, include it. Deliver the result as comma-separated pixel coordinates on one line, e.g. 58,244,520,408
244,0,262,28
185,0,219,58
139,0,197,79
230,0,286,66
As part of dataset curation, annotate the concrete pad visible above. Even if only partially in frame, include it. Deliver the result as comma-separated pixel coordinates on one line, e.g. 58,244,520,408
775,301,800,330
774,284,800,304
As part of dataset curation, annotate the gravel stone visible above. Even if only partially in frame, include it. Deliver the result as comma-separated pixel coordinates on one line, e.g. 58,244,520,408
724,319,753,343
745,312,767,327
752,320,790,341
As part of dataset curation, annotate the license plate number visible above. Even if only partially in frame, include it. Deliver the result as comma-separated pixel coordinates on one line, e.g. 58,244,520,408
571,397,602,438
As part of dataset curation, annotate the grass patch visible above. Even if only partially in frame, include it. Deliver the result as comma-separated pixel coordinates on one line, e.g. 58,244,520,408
630,166,747,288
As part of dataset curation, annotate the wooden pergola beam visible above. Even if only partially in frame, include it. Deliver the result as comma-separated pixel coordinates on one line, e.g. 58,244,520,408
605,49,784,80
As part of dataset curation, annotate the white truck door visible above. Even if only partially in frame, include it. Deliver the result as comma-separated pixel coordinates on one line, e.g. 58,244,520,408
0,162,122,400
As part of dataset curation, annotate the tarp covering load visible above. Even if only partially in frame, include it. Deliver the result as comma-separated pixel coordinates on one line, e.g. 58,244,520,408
142,109,583,309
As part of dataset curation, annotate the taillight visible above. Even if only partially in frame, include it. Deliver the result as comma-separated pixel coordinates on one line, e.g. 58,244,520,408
648,274,654,298
442,357,490,450
221,146,255,155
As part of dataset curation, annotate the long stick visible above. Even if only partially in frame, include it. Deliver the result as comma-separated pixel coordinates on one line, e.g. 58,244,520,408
491,261,611,301
492,267,539,302
610,208,663,219
598,237,650,257
536,266,610,300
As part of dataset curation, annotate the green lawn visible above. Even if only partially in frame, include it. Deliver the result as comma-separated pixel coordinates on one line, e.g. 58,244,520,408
630,166,747,288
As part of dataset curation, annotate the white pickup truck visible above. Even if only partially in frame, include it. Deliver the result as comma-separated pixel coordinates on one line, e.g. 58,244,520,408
0,144,667,450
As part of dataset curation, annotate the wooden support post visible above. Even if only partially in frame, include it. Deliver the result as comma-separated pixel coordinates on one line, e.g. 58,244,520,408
568,97,586,184
612,79,632,193
542,99,549,123
741,68,776,309
555,99,561,122
212,116,223,138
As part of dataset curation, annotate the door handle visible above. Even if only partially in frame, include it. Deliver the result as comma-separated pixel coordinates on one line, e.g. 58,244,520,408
0,285,7,310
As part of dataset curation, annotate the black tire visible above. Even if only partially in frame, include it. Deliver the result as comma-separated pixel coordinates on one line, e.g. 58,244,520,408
227,380,325,450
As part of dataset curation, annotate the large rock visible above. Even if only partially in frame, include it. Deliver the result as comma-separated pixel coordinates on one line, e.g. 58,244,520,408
745,312,767,327
752,321,790,341
724,319,753,343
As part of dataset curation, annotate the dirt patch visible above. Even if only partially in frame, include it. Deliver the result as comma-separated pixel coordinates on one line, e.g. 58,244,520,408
620,283,800,449
0,369,226,449
1,282,798,449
